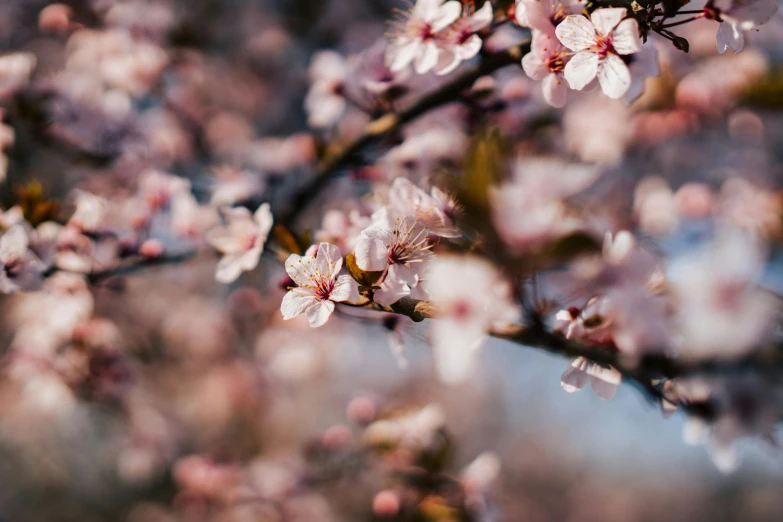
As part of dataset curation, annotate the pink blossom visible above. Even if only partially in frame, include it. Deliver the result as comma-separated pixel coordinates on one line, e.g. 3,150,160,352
355,214,433,306
387,0,463,74
427,256,519,383
281,242,360,327
709,0,780,53
522,31,572,108
206,204,273,283
435,1,494,76
555,8,641,99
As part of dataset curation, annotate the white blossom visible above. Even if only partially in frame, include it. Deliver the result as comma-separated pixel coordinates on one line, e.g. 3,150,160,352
207,204,273,283
555,8,641,99
281,242,360,327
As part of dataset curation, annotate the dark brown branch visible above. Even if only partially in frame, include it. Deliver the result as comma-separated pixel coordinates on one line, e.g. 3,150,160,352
276,41,531,229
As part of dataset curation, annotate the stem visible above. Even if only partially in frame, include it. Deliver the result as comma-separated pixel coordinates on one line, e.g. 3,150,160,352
662,14,705,28
276,40,531,230
45,249,199,283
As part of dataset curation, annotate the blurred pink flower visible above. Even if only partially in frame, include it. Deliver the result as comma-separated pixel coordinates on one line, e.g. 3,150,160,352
207,204,273,283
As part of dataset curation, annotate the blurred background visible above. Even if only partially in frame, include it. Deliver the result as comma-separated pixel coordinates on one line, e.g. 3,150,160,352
1,0,783,521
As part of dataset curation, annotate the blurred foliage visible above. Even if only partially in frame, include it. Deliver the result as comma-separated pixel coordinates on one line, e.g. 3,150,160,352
14,181,58,226
740,69,783,110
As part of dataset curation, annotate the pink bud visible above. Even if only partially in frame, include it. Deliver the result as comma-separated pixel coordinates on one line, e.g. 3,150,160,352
139,239,165,258
373,490,401,517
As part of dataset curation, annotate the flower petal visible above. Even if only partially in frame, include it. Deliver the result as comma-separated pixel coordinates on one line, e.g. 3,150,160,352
306,299,334,327
611,18,641,55
542,73,568,108
563,50,598,90
355,234,389,271
390,39,420,72
330,274,360,303
433,1,463,31
555,15,596,51
414,41,440,74
716,22,744,54
590,7,626,36
560,357,589,393
316,242,344,279
597,52,631,99
281,288,316,320
468,1,494,32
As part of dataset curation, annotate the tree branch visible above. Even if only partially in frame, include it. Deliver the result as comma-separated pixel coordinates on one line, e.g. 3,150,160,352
276,41,531,229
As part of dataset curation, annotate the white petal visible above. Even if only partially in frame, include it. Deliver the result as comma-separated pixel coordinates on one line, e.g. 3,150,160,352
716,22,744,54
597,53,631,99
306,92,346,128
555,15,596,51
432,1,463,31
281,288,316,320
373,279,410,306
590,7,626,36
285,253,310,285
414,41,440,74
542,73,568,107
316,242,344,279
521,47,549,81
469,1,494,31
563,50,599,90
330,274,360,302
253,202,274,238
455,34,483,61
306,299,334,327
611,18,641,55
354,236,389,271
432,320,486,384
0,225,29,261
730,0,779,28
390,39,420,72
589,377,618,401
215,254,245,283
238,246,262,272
560,358,589,393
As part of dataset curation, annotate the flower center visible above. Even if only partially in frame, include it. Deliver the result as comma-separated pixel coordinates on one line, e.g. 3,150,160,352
595,36,615,58
547,54,565,73
314,278,334,301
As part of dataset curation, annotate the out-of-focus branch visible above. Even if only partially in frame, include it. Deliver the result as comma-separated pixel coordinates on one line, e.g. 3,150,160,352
276,41,531,229
357,296,781,417
45,249,199,283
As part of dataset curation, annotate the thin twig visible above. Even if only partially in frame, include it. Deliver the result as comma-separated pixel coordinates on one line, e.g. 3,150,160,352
276,41,531,229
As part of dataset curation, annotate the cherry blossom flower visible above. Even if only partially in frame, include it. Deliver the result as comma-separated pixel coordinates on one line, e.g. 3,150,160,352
315,208,372,255
68,190,108,232
708,0,780,54
355,214,433,306
522,31,572,108
304,51,349,128
520,0,585,37
555,8,641,99
435,1,494,76
206,204,273,283
427,256,519,383
373,177,461,238
669,231,776,360
0,53,37,99
0,225,44,294
490,157,599,249
281,242,360,327
387,0,463,74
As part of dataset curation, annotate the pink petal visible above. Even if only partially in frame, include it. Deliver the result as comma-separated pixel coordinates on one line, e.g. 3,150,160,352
542,73,568,108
